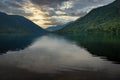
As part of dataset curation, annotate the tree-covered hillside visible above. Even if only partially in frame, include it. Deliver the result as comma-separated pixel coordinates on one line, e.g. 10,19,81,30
0,12,47,34
57,0,120,34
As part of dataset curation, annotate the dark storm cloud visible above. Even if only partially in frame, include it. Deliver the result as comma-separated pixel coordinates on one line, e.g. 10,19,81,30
0,0,24,9
0,0,115,27
30,0,68,6
57,0,115,16
0,0,31,15
0,0,115,16
30,0,115,20
29,0,115,25
39,0,113,25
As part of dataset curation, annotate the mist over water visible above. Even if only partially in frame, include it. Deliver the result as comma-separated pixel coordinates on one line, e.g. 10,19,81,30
0,35,120,77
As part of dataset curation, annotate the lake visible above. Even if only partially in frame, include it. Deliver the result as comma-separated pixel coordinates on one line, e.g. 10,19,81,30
0,34,120,80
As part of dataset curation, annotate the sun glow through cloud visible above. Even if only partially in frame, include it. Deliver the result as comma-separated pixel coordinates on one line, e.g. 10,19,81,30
22,0,114,28
23,1,51,28
0,0,115,28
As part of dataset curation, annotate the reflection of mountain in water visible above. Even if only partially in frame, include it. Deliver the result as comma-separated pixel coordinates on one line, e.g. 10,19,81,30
0,34,120,63
64,34,120,63
0,34,120,74
0,34,41,54
0,34,120,80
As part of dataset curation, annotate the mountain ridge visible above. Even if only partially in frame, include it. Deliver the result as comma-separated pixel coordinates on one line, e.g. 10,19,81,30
0,12,47,34
56,0,120,34
46,21,74,31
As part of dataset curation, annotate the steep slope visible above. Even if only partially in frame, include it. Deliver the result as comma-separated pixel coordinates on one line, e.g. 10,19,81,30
0,12,47,34
57,0,120,34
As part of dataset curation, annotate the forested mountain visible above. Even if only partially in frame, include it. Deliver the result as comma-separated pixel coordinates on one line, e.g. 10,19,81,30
57,0,120,34
0,12,47,34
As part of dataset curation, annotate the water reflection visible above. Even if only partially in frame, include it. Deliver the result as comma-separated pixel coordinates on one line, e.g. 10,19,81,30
65,34,120,63
0,34,40,54
0,34,120,78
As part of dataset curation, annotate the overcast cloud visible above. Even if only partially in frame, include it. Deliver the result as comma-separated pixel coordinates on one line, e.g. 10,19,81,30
0,0,115,28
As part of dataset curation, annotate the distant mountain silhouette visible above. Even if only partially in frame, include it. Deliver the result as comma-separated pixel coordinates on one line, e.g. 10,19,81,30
46,21,74,31
0,12,47,34
46,25,63,31
57,0,120,34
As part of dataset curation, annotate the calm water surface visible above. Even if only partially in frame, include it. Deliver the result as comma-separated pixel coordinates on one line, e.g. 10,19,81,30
0,34,120,80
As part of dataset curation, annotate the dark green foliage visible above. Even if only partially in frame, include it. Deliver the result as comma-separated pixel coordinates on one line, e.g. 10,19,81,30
57,0,120,35
65,34,120,62
0,12,47,34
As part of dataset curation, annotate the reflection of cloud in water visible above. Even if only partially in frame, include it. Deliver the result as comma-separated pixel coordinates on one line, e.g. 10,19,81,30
0,35,120,74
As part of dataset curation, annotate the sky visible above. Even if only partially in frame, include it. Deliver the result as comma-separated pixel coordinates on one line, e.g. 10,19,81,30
0,0,115,28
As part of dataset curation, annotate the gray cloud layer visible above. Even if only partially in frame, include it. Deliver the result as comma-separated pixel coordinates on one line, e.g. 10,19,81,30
0,0,31,16
0,0,115,27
